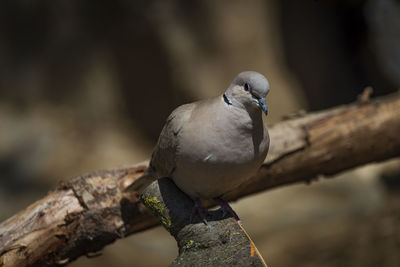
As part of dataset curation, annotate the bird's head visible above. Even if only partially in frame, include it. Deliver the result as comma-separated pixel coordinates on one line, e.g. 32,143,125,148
225,71,270,115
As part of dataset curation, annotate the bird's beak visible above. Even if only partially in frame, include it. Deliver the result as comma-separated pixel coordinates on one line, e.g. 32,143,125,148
257,98,268,115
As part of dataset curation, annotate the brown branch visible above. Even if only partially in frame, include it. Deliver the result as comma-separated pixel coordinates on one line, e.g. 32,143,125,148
1,92,400,266
141,178,267,266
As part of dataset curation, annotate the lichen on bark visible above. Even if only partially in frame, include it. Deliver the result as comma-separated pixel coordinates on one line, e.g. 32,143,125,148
141,178,267,266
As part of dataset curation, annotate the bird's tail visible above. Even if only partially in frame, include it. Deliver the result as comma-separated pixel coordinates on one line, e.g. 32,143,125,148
124,172,156,194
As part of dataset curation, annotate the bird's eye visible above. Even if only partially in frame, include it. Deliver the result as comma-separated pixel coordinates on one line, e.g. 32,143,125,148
244,83,250,91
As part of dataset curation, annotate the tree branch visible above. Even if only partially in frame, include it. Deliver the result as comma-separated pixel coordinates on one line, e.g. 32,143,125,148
1,92,400,266
141,178,267,266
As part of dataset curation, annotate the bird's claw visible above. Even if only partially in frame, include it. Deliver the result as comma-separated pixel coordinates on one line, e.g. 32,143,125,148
190,199,209,224
214,197,240,221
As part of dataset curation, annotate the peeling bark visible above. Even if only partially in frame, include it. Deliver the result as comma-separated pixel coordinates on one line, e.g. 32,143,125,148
1,92,400,266
0,167,158,266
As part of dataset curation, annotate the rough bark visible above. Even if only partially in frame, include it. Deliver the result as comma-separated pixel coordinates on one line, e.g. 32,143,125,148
141,178,267,266
1,92,400,266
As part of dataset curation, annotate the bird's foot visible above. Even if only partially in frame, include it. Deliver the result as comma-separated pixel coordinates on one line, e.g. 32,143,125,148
214,197,240,221
190,199,209,224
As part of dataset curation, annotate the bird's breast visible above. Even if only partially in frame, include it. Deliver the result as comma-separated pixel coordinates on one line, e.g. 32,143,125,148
171,109,269,199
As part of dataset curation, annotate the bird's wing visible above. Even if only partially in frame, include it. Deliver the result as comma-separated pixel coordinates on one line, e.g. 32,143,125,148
125,103,194,193
149,103,195,178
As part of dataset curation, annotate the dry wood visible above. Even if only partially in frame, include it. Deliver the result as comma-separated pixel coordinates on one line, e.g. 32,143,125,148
141,178,267,266
1,92,400,266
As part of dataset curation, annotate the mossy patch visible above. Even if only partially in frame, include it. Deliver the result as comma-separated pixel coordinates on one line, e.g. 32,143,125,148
142,196,172,231
160,216,172,230
183,239,204,251
142,196,165,213
184,240,195,249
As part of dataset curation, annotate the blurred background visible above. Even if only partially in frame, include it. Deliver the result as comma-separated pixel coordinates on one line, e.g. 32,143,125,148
1,0,400,266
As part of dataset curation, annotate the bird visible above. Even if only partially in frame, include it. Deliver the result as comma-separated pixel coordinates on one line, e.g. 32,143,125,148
125,71,270,222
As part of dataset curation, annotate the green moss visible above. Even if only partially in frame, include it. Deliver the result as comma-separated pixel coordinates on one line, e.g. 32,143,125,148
183,240,205,251
142,196,172,231
142,196,165,213
184,240,195,249
160,216,172,230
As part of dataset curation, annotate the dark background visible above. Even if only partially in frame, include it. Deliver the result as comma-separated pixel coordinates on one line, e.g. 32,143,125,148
0,1,399,266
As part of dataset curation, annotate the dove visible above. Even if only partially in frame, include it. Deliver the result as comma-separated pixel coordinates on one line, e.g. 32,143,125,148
126,71,270,221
